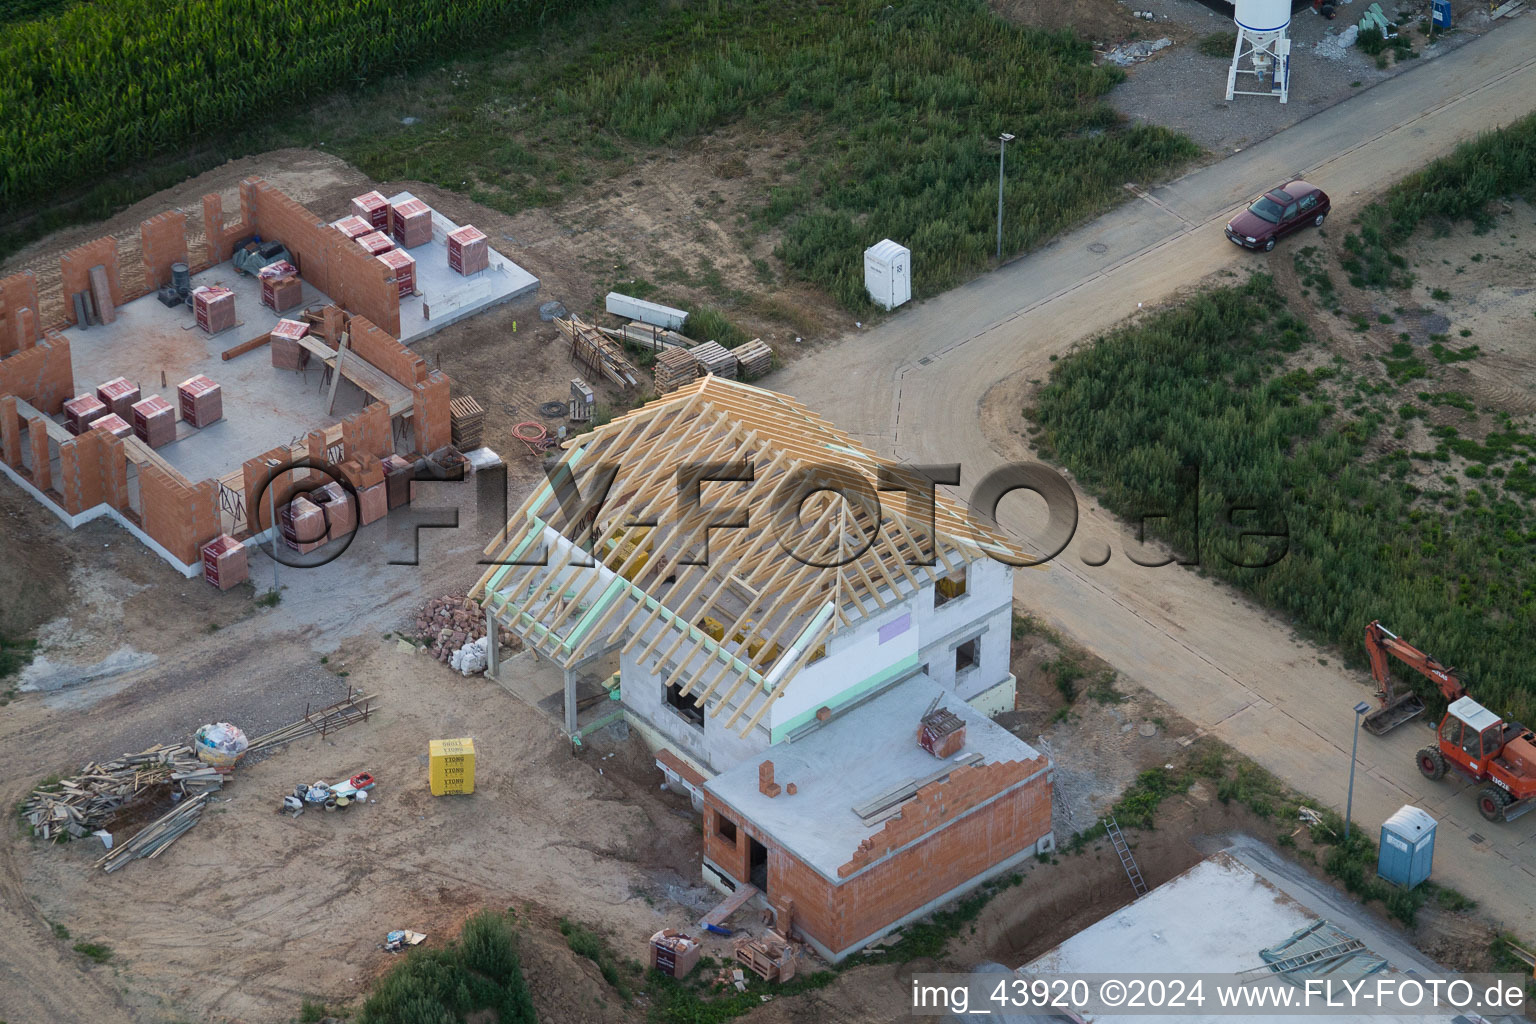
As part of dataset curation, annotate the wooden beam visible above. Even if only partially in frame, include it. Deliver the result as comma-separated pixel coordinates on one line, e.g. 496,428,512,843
221,331,273,361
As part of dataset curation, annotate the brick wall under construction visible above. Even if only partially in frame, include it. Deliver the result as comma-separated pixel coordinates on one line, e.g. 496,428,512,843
26,416,51,492
413,370,452,454
0,271,41,357
702,756,1050,959
140,211,190,291
243,181,402,336
0,332,74,414
349,316,427,387
59,237,124,327
202,189,254,267
343,402,393,460
0,396,20,467
140,463,219,565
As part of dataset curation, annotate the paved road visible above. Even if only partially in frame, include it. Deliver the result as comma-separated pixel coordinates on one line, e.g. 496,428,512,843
773,18,1536,932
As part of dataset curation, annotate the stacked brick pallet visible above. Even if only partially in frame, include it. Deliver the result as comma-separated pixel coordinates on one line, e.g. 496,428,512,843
390,198,433,248
269,318,310,370
449,396,484,450
63,393,107,435
258,260,301,313
192,286,236,335
691,341,737,380
733,338,772,378
351,191,390,230
90,414,132,439
654,347,700,394
377,247,416,297
334,215,373,240
131,395,175,447
313,482,356,542
201,534,248,591
281,494,327,553
357,231,395,258
177,375,223,428
447,225,489,275
96,377,141,419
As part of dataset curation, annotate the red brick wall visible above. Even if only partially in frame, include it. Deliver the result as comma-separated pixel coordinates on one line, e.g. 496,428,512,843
343,402,393,460
0,271,40,355
27,416,51,492
202,192,252,265
58,431,106,515
101,434,130,512
59,237,123,326
349,316,426,387
246,182,401,336
413,370,452,454
0,396,19,467
0,333,73,414
704,759,1051,958
242,445,307,533
140,464,219,564
140,211,189,290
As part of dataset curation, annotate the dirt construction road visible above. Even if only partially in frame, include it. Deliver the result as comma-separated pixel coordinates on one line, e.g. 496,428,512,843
772,18,1536,932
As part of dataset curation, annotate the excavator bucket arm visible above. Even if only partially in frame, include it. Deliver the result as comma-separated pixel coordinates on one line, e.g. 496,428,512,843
1361,621,1465,736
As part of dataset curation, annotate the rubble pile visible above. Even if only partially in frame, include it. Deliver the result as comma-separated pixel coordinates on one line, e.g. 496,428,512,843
407,595,519,670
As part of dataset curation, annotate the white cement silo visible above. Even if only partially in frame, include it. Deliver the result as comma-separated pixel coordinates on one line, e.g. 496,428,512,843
1227,0,1293,104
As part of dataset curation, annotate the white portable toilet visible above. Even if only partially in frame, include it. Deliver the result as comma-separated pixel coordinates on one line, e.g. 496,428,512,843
864,239,911,311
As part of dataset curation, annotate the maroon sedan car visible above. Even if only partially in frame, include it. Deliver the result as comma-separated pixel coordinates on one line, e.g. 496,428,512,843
1225,180,1331,252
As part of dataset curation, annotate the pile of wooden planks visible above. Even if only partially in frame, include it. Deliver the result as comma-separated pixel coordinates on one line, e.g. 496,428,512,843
98,792,212,873
654,347,700,394
734,934,798,983
556,316,640,390
450,395,485,450
851,752,983,827
733,338,772,379
21,744,221,842
691,341,737,380
246,688,380,753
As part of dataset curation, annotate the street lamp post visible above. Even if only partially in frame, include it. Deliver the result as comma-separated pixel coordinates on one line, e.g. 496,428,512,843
996,133,1015,262
1345,700,1371,840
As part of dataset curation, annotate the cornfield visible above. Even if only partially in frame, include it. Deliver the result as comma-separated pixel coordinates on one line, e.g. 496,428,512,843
0,0,578,211
1031,275,1536,725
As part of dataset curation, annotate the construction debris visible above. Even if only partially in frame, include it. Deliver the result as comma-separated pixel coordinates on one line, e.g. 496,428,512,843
732,338,773,379
21,744,224,843
649,929,702,978
734,933,799,983
406,595,518,666
449,395,485,450
691,341,737,380
653,347,699,395
98,792,212,873
383,930,428,953
557,315,640,390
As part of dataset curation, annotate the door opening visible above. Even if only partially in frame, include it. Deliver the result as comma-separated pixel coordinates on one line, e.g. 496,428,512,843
748,836,768,893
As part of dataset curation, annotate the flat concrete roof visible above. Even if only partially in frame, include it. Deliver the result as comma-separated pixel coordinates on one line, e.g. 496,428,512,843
704,674,1044,880
386,192,539,342
59,262,372,484
1022,851,1468,1024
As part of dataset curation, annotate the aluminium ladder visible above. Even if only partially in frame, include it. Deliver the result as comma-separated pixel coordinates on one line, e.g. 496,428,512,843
1103,815,1148,896
1236,937,1366,982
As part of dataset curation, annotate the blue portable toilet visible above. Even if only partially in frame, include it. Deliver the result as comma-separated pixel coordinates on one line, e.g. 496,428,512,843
1378,805,1436,889
1432,0,1452,29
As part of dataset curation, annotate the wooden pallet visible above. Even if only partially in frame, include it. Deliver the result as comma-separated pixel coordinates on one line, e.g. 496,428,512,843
654,347,700,394
733,338,772,379
692,341,737,380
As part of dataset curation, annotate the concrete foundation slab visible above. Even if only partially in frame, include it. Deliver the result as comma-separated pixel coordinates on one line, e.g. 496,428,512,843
385,192,539,342
59,263,371,483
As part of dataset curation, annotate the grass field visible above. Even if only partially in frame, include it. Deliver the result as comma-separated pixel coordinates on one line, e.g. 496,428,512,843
353,910,536,1024
1028,274,1536,724
2,0,1196,313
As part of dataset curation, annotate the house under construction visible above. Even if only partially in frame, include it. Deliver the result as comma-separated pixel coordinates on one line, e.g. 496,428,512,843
474,375,1053,960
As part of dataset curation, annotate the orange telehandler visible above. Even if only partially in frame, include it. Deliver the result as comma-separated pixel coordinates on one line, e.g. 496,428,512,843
1362,620,1536,822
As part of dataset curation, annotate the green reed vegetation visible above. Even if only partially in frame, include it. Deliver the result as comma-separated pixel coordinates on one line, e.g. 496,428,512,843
1030,275,1536,724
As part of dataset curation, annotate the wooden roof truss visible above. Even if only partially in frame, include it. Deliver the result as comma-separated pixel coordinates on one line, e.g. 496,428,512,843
473,377,1029,738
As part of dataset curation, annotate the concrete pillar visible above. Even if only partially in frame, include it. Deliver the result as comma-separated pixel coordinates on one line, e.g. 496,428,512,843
485,609,499,680
563,666,579,736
